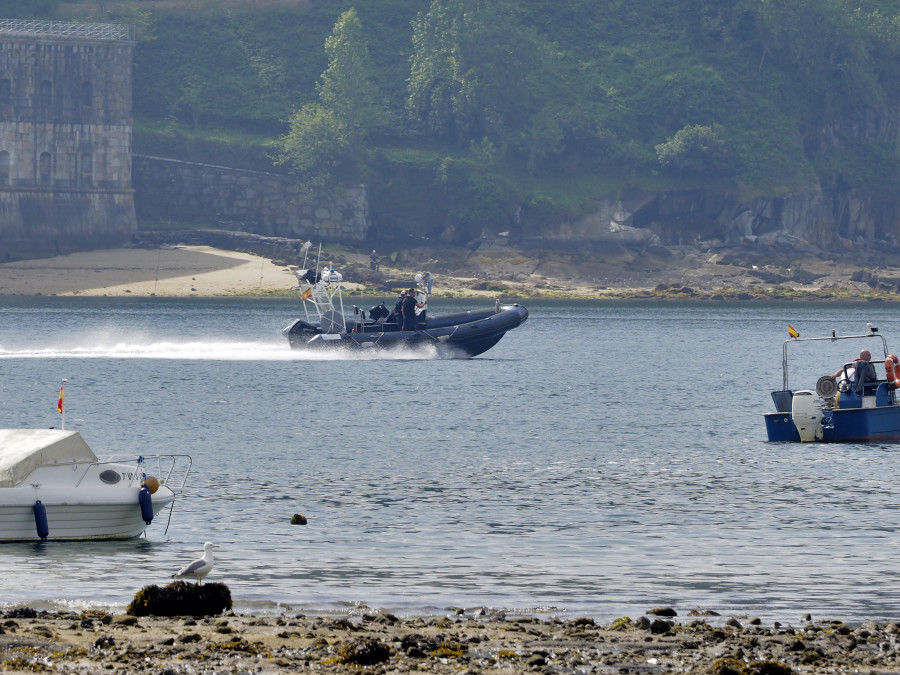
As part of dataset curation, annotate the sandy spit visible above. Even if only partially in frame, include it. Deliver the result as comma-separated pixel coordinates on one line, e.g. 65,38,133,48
0,247,297,298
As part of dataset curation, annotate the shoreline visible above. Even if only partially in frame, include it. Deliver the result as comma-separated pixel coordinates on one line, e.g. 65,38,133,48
0,245,898,302
0,606,896,673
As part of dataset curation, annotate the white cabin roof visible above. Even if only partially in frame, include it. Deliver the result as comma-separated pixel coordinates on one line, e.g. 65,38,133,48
0,429,98,487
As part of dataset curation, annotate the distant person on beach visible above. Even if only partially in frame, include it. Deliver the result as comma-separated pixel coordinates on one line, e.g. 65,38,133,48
369,250,380,271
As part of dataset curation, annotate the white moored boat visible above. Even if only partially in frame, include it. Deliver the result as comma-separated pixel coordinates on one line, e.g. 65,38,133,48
0,428,191,542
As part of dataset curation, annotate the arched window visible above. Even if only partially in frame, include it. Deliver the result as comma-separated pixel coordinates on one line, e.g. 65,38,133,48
39,152,51,185
80,153,92,186
0,79,10,105
81,81,92,108
39,80,52,108
0,151,9,186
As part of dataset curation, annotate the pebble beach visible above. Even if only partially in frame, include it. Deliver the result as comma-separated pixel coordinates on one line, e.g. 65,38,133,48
3,606,900,674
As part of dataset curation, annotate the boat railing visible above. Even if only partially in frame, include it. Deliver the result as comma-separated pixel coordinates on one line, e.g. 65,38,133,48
293,266,347,330
86,454,192,492
780,329,889,391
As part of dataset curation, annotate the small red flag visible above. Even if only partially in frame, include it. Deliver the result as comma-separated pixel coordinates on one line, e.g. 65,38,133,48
57,385,64,414
301,288,313,301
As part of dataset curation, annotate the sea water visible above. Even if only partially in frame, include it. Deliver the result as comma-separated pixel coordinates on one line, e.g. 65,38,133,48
0,296,898,624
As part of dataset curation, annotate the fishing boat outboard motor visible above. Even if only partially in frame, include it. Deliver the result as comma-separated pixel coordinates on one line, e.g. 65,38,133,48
791,390,823,442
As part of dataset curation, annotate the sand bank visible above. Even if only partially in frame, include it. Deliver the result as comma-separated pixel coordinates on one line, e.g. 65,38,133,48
0,246,297,297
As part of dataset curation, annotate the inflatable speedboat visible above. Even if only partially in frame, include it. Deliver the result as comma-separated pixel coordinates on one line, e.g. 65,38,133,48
281,255,527,358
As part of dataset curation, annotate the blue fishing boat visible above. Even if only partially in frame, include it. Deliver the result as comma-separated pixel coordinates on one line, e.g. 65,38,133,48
764,324,900,442
281,250,527,358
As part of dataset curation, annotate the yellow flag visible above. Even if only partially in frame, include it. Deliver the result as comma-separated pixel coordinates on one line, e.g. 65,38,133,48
301,288,312,301
57,385,64,414
788,325,799,338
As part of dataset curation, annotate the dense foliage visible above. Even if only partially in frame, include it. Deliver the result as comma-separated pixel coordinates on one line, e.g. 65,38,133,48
10,0,900,242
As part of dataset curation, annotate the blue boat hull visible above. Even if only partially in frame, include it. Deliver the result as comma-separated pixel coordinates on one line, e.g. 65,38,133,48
765,392,900,443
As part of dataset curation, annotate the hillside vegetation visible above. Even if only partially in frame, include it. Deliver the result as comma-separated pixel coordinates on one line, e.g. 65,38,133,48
10,0,900,246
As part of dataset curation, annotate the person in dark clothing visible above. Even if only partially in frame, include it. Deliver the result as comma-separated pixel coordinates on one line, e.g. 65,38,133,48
387,290,405,325
401,287,418,331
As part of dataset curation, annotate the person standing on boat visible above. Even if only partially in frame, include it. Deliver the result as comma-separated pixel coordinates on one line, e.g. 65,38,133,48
401,288,418,331
832,349,876,394
387,290,405,325
414,286,428,328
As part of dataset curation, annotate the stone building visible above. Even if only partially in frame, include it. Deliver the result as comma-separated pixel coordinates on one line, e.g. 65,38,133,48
0,19,136,260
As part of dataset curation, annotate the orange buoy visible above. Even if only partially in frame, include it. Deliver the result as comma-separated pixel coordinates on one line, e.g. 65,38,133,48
143,476,160,494
886,355,900,389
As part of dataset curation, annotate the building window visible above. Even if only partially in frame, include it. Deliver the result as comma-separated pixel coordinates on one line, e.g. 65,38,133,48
0,79,9,105
0,151,9,186
81,81,92,108
39,80,52,108
39,152,51,185
80,153,92,186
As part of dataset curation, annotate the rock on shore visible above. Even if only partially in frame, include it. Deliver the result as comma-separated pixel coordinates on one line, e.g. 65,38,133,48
1,607,899,673
134,229,900,301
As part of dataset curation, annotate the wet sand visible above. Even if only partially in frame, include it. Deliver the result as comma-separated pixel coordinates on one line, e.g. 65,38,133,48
0,607,896,673
0,246,297,297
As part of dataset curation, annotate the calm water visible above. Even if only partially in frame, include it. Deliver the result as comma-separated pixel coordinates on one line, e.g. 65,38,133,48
0,296,898,624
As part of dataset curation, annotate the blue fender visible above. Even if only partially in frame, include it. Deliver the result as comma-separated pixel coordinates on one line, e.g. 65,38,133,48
138,486,153,525
33,500,49,540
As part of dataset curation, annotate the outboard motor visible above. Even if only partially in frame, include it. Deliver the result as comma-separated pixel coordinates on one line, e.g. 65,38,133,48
791,390,823,442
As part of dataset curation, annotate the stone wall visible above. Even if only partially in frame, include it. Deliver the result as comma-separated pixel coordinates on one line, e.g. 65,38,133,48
132,155,369,242
0,189,134,260
0,20,136,259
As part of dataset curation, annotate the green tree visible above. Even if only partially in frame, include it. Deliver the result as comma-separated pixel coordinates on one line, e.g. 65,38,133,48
407,0,573,174
318,8,389,148
655,124,730,174
273,104,347,193
275,8,387,193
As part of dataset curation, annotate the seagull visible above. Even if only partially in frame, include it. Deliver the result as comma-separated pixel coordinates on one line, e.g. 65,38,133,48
171,542,220,585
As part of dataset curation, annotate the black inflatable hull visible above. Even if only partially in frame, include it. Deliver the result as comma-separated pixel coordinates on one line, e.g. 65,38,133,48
283,304,528,358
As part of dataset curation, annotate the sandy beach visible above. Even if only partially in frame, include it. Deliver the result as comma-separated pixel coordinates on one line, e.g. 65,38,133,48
0,605,897,674
0,246,298,298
